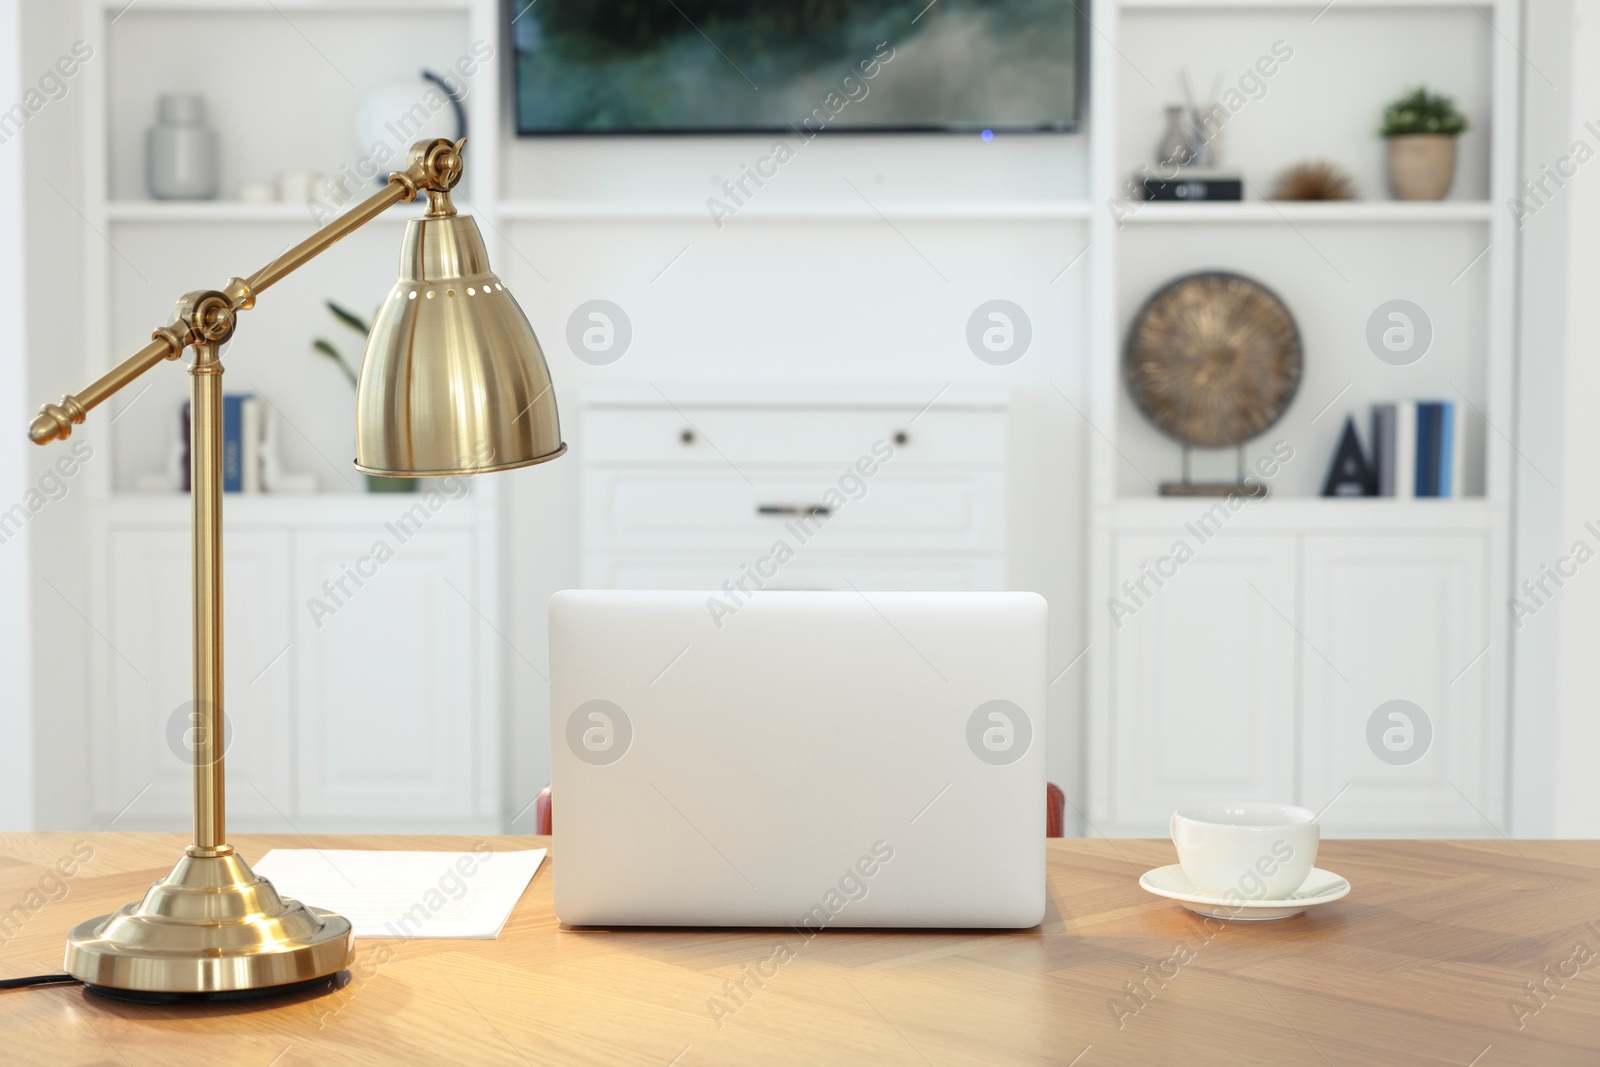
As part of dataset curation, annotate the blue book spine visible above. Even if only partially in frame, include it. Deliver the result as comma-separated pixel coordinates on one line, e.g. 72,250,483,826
222,394,248,493
1416,403,1441,497
1437,402,1455,498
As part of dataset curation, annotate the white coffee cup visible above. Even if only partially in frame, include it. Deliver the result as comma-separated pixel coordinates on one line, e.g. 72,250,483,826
237,181,277,203
1170,802,1319,901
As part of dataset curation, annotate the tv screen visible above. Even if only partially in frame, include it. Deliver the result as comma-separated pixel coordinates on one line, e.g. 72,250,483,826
509,0,1085,135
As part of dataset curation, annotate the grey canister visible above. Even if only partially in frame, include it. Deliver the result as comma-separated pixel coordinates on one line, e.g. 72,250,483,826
147,93,217,200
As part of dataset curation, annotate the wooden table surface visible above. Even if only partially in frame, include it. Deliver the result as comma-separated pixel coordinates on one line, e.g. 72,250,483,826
3,835,1600,1066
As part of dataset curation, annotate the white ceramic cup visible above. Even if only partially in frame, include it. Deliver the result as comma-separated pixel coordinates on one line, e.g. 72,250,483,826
237,181,277,203
1170,802,1319,901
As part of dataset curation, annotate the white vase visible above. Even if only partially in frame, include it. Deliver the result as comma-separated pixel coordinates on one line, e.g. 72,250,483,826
147,94,218,200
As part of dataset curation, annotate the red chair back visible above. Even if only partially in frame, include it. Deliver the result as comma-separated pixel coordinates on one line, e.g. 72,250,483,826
536,783,1066,838
535,785,553,836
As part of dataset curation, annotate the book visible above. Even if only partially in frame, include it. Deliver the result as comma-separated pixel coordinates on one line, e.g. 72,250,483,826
180,401,190,493
1416,402,1443,497
1394,401,1417,500
1437,402,1456,498
222,394,249,493
241,398,263,494
1372,404,1397,497
181,395,256,493
1450,402,1466,497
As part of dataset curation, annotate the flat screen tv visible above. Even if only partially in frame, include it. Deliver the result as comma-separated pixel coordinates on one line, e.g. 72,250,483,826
509,0,1085,135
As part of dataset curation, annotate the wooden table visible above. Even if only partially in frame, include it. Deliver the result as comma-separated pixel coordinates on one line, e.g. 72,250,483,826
3,835,1600,1066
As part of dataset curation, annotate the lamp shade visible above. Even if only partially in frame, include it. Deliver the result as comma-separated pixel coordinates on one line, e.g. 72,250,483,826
355,210,565,476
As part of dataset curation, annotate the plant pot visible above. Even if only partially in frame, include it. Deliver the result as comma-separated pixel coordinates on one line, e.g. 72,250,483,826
1386,134,1457,200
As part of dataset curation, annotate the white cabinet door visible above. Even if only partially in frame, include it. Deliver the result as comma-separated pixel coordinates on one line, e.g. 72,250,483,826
293,526,478,822
100,528,293,827
1108,533,1298,830
1301,534,1493,835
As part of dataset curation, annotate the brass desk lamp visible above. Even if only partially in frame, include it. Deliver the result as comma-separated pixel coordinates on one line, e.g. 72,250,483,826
25,138,565,998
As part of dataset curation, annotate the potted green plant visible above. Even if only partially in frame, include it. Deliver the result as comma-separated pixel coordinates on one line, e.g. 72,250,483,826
1380,87,1469,200
312,300,416,494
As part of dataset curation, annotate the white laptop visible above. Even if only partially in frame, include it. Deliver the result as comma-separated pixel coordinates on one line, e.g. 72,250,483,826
548,590,1047,928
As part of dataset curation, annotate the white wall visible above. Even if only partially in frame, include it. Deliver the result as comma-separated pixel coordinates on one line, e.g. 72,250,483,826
1512,0,1600,837
1510,0,1571,835
18,0,92,829
0,0,33,830
1548,0,1600,836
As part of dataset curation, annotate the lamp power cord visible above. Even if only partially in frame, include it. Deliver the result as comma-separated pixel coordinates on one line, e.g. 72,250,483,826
0,974,81,991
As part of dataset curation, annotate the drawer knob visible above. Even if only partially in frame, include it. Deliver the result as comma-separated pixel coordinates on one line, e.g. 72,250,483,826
894,430,909,446
757,504,832,518
679,429,695,445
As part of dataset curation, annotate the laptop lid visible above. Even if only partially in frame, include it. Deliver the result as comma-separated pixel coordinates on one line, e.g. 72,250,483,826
549,589,1047,928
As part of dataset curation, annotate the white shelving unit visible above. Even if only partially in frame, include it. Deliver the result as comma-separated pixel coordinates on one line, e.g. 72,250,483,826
1085,0,1517,836
76,0,509,832
59,0,1519,838
1121,0,1488,8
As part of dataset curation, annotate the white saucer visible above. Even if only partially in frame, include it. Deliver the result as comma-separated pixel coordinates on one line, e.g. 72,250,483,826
1138,865,1351,921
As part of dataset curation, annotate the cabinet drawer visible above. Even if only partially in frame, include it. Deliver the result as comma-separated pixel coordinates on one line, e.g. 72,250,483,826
583,469,1004,554
581,406,1005,466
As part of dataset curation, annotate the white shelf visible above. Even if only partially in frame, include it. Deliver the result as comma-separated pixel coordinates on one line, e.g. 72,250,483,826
1113,497,1495,532
1122,0,1490,9
106,201,418,223
497,199,1095,223
103,491,477,527
105,0,468,12
1120,201,1493,223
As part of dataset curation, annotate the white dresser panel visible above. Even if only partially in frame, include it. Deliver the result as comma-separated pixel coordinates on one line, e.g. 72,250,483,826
578,387,1009,594
584,469,1003,555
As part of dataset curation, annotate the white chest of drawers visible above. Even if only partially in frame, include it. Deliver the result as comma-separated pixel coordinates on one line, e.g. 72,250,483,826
579,385,1009,592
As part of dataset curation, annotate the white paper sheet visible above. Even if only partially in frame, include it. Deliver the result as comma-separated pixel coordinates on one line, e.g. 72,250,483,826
252,848,546,939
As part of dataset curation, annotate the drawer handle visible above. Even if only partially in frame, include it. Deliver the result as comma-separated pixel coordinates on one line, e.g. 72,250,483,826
758,504,832,518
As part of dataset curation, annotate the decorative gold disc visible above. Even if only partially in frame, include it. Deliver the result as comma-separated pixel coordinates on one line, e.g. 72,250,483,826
1123,272,1302,449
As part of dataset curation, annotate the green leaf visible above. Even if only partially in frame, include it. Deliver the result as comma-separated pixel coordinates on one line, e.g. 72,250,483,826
326,300,371,337
312,338,359,387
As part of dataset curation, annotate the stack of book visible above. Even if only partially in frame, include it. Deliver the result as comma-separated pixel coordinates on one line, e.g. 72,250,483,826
1371,400,1464,498
181,394,263,493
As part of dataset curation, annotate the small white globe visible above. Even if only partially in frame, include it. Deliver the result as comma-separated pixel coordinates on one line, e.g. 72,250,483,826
353,79,459,184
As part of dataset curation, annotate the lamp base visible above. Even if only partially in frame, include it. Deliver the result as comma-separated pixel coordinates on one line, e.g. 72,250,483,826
63,848,353,995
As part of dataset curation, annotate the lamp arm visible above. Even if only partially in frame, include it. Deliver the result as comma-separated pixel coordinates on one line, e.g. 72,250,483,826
25,137,468,447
